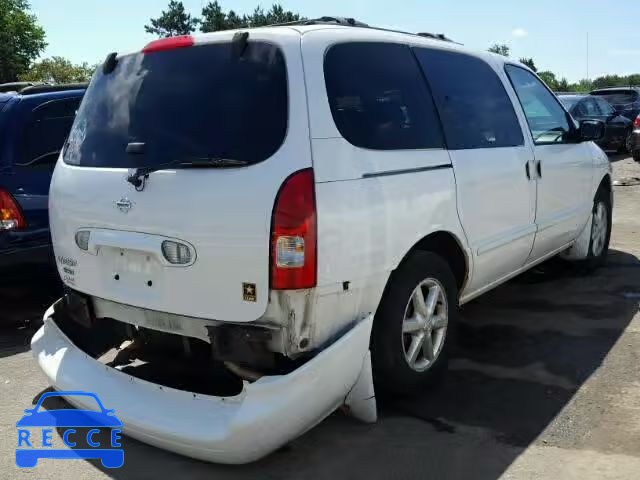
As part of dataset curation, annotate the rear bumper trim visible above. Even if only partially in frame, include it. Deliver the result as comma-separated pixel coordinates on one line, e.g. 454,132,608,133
31,301,374,464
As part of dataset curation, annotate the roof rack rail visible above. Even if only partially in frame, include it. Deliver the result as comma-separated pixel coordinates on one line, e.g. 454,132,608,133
272,16,456,43
0,81,41,93
275,16,369,27
20,82,89,95
417,32,455,42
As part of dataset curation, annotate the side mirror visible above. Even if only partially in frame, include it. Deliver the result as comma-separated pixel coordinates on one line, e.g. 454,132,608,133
579,119,605,142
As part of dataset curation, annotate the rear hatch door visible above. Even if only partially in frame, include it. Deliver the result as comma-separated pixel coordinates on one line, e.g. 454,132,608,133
592,89,640,116
49,30,311,322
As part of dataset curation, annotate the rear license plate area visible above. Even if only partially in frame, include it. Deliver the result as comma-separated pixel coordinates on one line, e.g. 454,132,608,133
99,247,163,294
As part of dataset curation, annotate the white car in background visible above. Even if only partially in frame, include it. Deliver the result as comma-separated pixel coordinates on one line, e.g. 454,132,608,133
32,17,612,464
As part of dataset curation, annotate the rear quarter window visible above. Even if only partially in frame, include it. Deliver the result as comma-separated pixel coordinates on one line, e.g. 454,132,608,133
324,42,444,150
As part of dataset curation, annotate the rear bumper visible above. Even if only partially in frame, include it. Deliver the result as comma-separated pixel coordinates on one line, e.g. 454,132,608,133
31,301,374,464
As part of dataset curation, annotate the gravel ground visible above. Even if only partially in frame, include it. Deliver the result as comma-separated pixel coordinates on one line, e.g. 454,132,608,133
1,154,640,479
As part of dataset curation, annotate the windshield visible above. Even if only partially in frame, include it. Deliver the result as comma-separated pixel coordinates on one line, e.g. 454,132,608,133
591,90,639,106
63,41,288,168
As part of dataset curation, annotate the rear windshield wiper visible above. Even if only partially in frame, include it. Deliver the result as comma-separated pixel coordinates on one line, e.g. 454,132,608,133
126,156,250,189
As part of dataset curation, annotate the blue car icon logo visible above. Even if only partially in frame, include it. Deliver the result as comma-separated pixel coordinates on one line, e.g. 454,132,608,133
16,391,124,468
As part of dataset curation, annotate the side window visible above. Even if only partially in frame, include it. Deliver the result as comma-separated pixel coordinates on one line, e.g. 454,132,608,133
413,48,524,150
573,99,588,117
505,65,571,145
595,98,614,116
17,97,82,170
581,97,600,116
324,42,444,150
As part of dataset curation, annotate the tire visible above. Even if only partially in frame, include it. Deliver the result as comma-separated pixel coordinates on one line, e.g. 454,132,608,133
581,187,612,271
626,131,634,154
618,131,634,154
633,150,640,163
371,251,458,395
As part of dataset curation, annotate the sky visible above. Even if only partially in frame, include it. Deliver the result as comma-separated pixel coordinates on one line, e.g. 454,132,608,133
29,0,640,82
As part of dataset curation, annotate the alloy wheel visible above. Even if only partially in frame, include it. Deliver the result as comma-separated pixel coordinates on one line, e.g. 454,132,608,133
591,201,608,257
401,278,448,372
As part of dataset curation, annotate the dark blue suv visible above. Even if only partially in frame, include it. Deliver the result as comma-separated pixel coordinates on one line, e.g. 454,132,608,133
590,87,640,121
0,84,86,276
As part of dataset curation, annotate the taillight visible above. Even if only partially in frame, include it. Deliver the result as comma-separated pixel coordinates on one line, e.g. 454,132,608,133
634,115,640,128
142,35,194,54
271,169,317,290
161,240,192,265
0,189,26,231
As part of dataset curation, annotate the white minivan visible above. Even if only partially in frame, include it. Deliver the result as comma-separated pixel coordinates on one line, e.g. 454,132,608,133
32,19,612,464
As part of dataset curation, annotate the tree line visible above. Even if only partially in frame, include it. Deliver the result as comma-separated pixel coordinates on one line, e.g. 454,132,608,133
145,0,303,37
489,43,640,92
0,0,302,84
2,0,638,93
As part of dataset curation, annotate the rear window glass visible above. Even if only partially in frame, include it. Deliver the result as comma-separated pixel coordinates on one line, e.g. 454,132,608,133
324,42,444,150
64,41,287,168
18,97,81,170
591,90,639,105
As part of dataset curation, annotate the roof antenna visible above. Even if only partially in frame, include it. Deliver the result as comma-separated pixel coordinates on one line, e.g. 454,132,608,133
232,32,249,58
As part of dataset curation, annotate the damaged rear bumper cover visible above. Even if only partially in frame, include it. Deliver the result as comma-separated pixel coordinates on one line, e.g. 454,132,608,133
31,302,375,464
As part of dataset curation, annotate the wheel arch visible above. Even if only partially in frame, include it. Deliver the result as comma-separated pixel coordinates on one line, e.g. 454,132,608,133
596,173,612,200
396,231,470,294
561,172,612,262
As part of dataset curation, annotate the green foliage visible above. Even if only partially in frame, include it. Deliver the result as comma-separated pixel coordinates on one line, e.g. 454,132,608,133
0,0,47,83
570,79,593,93
556,77,569,92
145,0,199,37
264,4,301,25
199,1,227,32
18,56,95,84
536,69,640,93
512,55,640,92
488,43,510,57
519,57,537,72
147,1,304,36
199,2,303,32
590,74,640,90
537,72,568,92
225,10,245,29
538,71,558,90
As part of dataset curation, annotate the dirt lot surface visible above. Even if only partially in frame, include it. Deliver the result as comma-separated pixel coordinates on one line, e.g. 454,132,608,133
1,154,640,479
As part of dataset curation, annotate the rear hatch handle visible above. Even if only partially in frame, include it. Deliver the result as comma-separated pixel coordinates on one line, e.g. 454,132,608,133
86,229,195,267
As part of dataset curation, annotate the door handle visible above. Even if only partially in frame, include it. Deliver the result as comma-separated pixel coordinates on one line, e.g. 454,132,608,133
525,162,531,180
536,160,542,178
